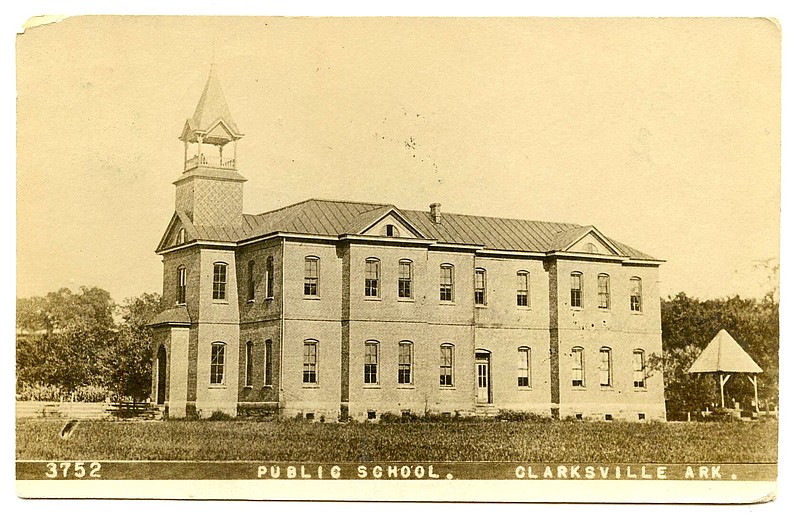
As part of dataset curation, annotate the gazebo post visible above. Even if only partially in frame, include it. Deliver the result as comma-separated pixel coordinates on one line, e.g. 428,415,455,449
748,374,759,414
719,373,731,408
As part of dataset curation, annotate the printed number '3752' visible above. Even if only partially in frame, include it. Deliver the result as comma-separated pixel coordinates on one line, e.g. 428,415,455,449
45,461,101,479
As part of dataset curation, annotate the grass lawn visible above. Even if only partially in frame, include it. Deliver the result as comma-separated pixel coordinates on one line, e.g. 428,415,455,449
16,418,778,463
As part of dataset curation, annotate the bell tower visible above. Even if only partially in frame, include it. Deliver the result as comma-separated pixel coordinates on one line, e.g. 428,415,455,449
175,66,246,229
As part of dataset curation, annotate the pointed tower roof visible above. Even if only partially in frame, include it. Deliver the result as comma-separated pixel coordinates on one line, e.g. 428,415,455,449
180,66,243,144
688,329,763,374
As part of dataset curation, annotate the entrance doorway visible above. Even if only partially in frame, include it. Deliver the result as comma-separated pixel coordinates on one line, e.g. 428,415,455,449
475,351,491,404
156,345,167,405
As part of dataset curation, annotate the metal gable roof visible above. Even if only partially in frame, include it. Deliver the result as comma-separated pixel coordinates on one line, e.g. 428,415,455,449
165,198,657,260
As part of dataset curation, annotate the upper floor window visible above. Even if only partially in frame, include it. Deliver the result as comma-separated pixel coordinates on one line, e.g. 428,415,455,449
245,341,254,387
570,272,583,308
517,347,531,387
630,277,642,312
212,263,227,300
571,347,585,387
386,224,395,237
474,268,486,305
247,260,256,301
585,242,597,254
364,341,379,385
398,341,413,385
210,342,225,385
633,349,646,388
176,266,187,305
398,260,413,299
517,271,529,307
304,257,319,297
439,344,454,387
600,347,612,387
264,339,273,386
176,228,187,245
266,256,274,299
440,265,454,302
303,340,318,384
365,258,380,298
597,274,610,309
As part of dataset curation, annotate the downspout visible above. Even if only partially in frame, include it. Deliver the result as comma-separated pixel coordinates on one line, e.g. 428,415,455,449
279,236,286,417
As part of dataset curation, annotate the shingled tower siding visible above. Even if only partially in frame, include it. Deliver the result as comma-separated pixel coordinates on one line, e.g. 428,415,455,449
175,176,244,228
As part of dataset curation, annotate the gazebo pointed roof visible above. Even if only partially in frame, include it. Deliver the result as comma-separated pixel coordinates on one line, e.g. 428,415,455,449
688,329,763,374
180,66,243,144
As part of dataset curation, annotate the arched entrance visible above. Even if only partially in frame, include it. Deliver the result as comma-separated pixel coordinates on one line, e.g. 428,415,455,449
475,350,491,404
156,345,167,405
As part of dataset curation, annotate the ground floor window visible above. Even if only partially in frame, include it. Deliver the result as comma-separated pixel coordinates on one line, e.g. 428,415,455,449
364,341,379,385
517,347,530,387
398,341,413,384
303,340,318,384
210,342,225,385
571,347,584,387
440,344,454,387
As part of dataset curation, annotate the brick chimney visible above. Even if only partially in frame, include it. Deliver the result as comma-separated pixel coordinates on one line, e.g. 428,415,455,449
430,202,442,224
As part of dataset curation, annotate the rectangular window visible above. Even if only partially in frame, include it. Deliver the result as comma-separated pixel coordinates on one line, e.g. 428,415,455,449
210,343,225,385
517,348,530,387
439,345,453,387
440,266,454,302
264,339,273,386
304,258,319,297
598,274,610,309
633,350,646,388
570,272,582,308
398,261,413,299
266,256,274,298
474,269,486,305
600,348,612,387
176,267,187,305
247,261,255,301
630,277,642,312
398,342,413,385
571,348,584,387
364,342,379,385
303,341,318,384
245,341,253,386
365,259,380,298
517,272,529,307
212,263,227,300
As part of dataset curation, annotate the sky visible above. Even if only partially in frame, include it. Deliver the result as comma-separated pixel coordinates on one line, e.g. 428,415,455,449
15,16,781,304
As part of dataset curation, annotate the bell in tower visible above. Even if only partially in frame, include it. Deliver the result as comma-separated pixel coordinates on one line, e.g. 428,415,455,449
175,66,246,229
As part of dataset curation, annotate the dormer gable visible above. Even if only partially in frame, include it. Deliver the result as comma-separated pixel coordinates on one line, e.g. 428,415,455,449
156,211,198,253
346,206,429,239
551,226,625,256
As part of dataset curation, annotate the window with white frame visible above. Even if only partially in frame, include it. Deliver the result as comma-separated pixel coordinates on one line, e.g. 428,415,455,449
440,265,454,302
570,272,583,308
365,258,380,298
597,273,610,309
304,257,319,297
176,227,187,245
517,271,529,307
398,341,413,385
630,277,642,312
245,341,253,386
474,268,486,305
398,260,413,299
600,347,612,387
439,344,454,387
176,266,187,305
212,263,227,300
517,347,531,387
571,347,585,387
303,340,318,384
364,341,379,385
210,342,225,385
633,349,646,388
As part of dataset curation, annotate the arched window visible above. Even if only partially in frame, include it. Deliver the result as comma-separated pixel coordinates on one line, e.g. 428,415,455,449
439,344,454,387
517,271,529,307
398,341,413,385
304,257,319,297
517,347,531,387
600,347,613,387
398,260,413,299
630,277,642,312
247,260,256,301
386,224,395,237
210,342,226,385
244,340,254,386
303,339,319,384
474,268,486,305
176,266,187,305
571,347,585,387
439,265,454,302
264,339,273,386
585,242,597,254
633,349,646,388
364,341,379,385
212,263,227,300
176,228,187,245
597,274,610,309
265,256,274,299
365,258,380,298
570,272,583,308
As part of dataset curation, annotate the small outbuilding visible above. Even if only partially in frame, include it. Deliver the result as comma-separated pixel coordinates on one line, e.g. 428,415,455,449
688,329,763,412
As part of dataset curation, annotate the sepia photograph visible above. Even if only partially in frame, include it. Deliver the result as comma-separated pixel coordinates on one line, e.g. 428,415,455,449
13,12,783,504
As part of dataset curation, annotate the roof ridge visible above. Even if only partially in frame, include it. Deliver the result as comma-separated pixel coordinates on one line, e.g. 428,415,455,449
247,197,389,218
401,207,583,228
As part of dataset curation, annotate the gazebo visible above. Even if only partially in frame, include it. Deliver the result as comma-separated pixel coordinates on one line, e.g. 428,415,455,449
688,329,763,413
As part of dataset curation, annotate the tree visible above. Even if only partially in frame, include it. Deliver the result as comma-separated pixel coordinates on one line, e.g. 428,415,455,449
102,292,162,402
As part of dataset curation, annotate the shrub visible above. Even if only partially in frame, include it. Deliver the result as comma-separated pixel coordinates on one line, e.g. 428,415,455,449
208,410,235,421
496,410,552,422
